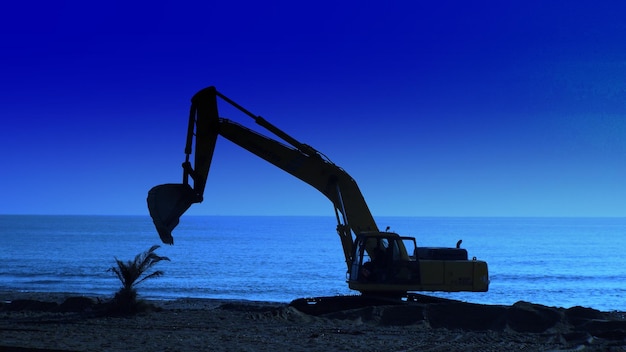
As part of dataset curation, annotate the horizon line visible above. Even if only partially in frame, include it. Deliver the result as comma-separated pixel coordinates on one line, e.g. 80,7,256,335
1,214,625,219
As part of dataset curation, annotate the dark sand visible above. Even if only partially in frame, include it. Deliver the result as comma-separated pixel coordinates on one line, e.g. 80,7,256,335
1,292,625,351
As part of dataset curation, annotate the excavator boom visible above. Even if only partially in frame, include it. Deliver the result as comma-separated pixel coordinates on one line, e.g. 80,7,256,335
148,87,376,267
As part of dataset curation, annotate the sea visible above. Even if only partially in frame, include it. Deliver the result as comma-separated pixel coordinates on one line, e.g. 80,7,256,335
1,215,624,311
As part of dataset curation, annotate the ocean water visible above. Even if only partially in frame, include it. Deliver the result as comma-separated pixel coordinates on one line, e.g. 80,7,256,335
1,215,624,311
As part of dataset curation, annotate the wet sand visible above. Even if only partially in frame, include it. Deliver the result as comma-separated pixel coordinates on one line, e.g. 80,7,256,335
1,292,625,351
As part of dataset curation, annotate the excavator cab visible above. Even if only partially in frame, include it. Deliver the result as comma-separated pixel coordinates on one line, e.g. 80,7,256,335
348,232,488,294
349,233,419,285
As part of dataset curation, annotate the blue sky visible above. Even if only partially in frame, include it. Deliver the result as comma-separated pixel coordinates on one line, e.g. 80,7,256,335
1,1,625,216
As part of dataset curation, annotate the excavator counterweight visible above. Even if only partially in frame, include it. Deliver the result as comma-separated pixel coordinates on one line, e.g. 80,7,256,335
147,86,490,296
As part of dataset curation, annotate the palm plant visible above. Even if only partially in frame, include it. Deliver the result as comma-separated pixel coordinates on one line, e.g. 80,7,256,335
109,245,170,314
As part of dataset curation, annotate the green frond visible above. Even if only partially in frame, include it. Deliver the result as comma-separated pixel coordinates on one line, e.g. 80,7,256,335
109,245,170,291
135,270,165,286
108,245,171,314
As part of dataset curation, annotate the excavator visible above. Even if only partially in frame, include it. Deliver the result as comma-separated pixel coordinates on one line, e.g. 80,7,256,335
147,86,489,301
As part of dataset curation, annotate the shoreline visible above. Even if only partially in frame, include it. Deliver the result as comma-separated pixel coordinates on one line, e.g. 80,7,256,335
2,290,626,313
1,291,625,351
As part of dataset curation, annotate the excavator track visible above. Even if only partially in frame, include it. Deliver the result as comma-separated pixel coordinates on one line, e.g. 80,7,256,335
289,294,459,316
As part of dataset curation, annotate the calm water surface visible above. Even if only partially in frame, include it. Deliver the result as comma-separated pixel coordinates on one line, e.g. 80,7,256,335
1,215,624,311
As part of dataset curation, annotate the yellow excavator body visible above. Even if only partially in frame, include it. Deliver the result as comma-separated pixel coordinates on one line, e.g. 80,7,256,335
147,86,489,296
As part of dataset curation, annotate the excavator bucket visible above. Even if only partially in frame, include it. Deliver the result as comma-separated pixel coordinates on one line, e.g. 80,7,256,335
147,183,198,245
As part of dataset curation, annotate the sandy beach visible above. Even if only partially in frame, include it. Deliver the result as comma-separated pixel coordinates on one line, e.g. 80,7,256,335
1,292,625,352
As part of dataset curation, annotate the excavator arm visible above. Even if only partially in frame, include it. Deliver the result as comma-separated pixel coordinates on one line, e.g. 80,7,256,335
148,86,377,267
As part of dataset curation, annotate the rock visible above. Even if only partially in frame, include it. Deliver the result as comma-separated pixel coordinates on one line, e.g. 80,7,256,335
562,331,594,343
57,296,96,312
506,301,564,333
579,319,626,340
6,299,58,312
565,306,604,326
427,302,508,331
